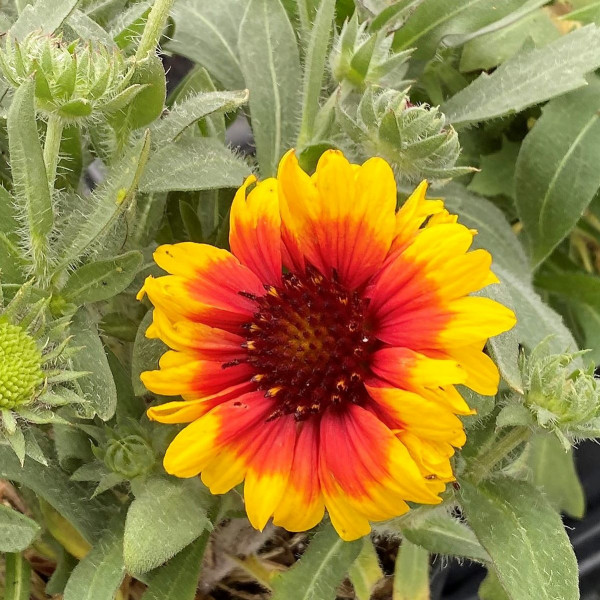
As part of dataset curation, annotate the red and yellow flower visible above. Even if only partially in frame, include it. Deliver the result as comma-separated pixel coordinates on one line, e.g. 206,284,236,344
138,149,516,541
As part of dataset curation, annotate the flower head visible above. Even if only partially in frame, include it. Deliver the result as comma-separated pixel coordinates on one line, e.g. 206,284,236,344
138,149,516,541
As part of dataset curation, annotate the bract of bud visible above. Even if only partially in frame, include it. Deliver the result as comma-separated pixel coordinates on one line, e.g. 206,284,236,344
337,86,473,183
329,14,412,90
102,433,156,479
519,341,600,449
0,33,137,120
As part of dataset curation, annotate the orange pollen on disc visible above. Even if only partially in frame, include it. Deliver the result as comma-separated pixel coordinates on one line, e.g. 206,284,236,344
239,266,377,421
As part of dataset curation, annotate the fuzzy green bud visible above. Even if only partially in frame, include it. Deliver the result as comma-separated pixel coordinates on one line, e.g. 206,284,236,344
0,322,44,409
0,33,138,120
520,342,600,449
103,434,156,479
337,87,472,183
329,14,411,90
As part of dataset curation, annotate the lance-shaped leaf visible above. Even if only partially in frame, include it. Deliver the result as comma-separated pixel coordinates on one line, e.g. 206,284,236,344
349,537,384,600
459,477,579,600
239,0,302,177
0,505,40,552
442,25,600,125
271,522,362,600
59,251,142,305
7,79,53,278
515,77,600,267
393,540,430,600
10,0,79,39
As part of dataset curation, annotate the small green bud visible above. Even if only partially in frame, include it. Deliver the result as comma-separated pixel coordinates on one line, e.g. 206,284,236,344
103,434,156,478
0,322,44,409
337,87,472,183
520,341,600,449
0,33,136,121
329,14,412,90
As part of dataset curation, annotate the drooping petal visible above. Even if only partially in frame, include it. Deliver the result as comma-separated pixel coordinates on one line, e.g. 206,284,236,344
138,243,264,332
278,150,397,289
147,308,245,361
230,175,283,286
273,419,325,532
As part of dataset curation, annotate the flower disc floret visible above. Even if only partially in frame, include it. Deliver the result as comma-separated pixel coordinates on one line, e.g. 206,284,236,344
138,149,516,541
0,322,44,409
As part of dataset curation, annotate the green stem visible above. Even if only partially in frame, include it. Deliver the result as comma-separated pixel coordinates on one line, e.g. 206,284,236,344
43,114,63,191
469,426,531,485
136,0,176,60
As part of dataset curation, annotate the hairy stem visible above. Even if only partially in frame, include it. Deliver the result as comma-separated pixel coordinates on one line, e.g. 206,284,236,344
43,114,63,191
136,0,176,60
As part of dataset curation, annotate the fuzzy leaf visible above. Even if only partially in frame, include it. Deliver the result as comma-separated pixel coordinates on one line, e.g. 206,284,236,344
153,89,249,143
140,136,250,193
468,139,520,200
63,523,126,600
131,311,166,395
271,522,362,600
67,10,117,47
393,540,430,600
55,132,151,270
442,25,600,125
391,0,527,60
10,0,79,39
123,476,212,574
239,0,302,177
348,538,384,600
60,251,142,305
70,309,118,421
527,433,585,519
459,477,579,600
515,78,600,267
479,570,510,600
141,532,210,600
4,553,31,600
7,79,53,278
0,505,40,552
168,0,246,90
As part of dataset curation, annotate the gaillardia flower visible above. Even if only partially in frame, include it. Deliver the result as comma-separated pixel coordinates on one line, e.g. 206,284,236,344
138,150,516,540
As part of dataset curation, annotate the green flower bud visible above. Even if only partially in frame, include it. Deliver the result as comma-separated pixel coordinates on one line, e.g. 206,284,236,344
103,434,156,479
0,33,136,120
329,14,411,90
337,87,473,183
0,322,44,409
520,341,600,449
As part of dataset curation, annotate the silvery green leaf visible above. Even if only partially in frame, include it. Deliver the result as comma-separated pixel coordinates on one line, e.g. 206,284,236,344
0,505,40,552
10,0,79,39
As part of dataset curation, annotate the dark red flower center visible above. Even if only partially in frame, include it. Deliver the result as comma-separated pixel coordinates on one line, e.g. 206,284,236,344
242,266,376,421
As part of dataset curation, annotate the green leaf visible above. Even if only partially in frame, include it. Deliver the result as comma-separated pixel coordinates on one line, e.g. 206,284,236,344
153,89,249,143
60,251,142,305
468,139,520,200
561,1,600,25
140,137,251,193
0,505,40,552
10,0,79,38
442,25,600,125
63,524,125,600
168,0,246,90
132,311,166,395
401,508,490,563
460,9,559,72
179,200,204,242
479,570,510,600
141,532,210,600
393,540,430,600
527,433,585,519
348,538,384,600
70,309,118,421
46,549,78,596
4,553,31,600
126,55,167,130
515,77,600,267
55,132,151,269
67,9,118,47
459,476,579,600
271,521,362,600
7,79,53,278
123,476,212,574
0,446,111,544
391,0,527,60
297,0,336,147
107,349,146,423
239,0,302,177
